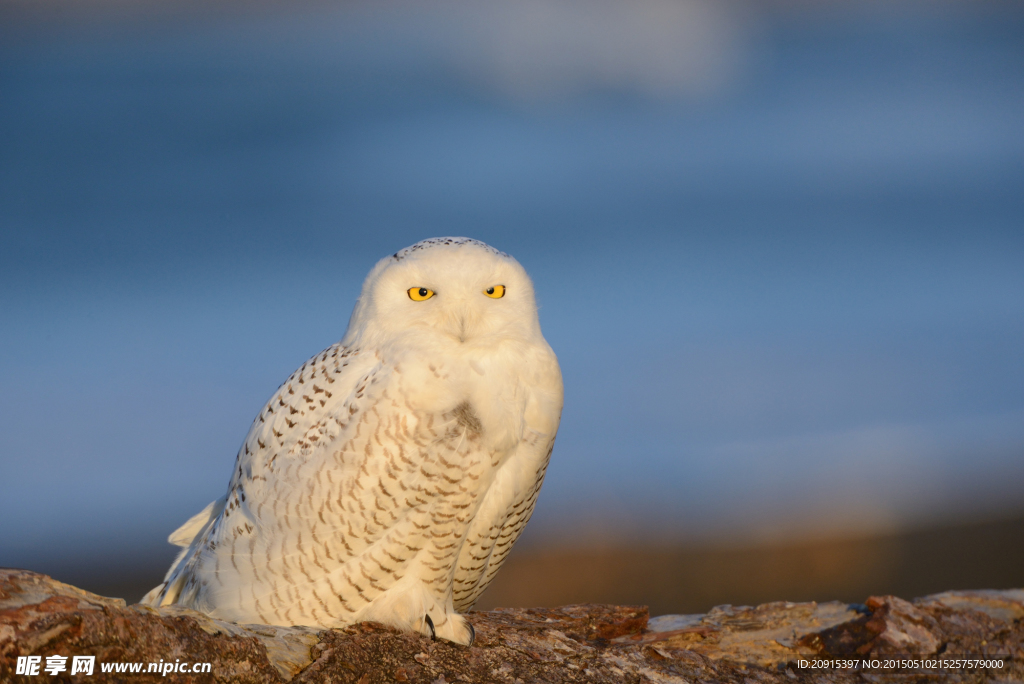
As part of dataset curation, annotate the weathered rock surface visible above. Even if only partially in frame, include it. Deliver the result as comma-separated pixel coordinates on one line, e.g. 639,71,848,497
1,568,1021,683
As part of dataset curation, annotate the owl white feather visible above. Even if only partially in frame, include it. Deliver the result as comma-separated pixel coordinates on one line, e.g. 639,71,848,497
142,238,563,645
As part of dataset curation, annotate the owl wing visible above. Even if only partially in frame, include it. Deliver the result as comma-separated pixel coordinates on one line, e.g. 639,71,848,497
450,397,559,611
144,341,384,608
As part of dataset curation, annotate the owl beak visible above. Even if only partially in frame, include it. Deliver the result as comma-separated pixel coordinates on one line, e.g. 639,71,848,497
447,303,472,343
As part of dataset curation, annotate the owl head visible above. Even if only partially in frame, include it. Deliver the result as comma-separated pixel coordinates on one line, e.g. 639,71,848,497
343,238,544,350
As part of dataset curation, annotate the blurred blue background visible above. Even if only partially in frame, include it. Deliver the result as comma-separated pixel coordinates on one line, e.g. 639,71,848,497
1,0,1022,606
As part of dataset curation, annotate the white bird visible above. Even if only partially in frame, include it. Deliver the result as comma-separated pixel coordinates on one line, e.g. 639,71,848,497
142,238,563,645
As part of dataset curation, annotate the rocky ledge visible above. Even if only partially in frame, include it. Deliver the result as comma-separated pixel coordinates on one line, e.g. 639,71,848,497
1,569,1022,683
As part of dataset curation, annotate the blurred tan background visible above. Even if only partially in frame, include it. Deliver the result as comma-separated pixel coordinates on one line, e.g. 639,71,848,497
475,515,1024,614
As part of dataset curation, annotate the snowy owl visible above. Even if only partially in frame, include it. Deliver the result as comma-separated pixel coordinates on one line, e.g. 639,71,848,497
142,237,562,646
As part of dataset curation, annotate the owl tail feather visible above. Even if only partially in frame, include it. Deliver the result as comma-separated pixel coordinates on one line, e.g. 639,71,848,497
140,497,226,607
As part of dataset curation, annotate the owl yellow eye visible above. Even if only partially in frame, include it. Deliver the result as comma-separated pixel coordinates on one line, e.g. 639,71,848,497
408,287,435,301
484,285,505,298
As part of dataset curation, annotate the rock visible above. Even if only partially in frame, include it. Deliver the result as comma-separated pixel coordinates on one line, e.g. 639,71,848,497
1,568,1022,682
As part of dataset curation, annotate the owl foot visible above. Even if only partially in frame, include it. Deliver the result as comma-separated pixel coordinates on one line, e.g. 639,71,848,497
419,612,474,646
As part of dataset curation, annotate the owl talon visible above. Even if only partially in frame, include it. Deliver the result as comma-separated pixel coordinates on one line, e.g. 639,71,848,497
466,623,475,647
424,614,436,640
